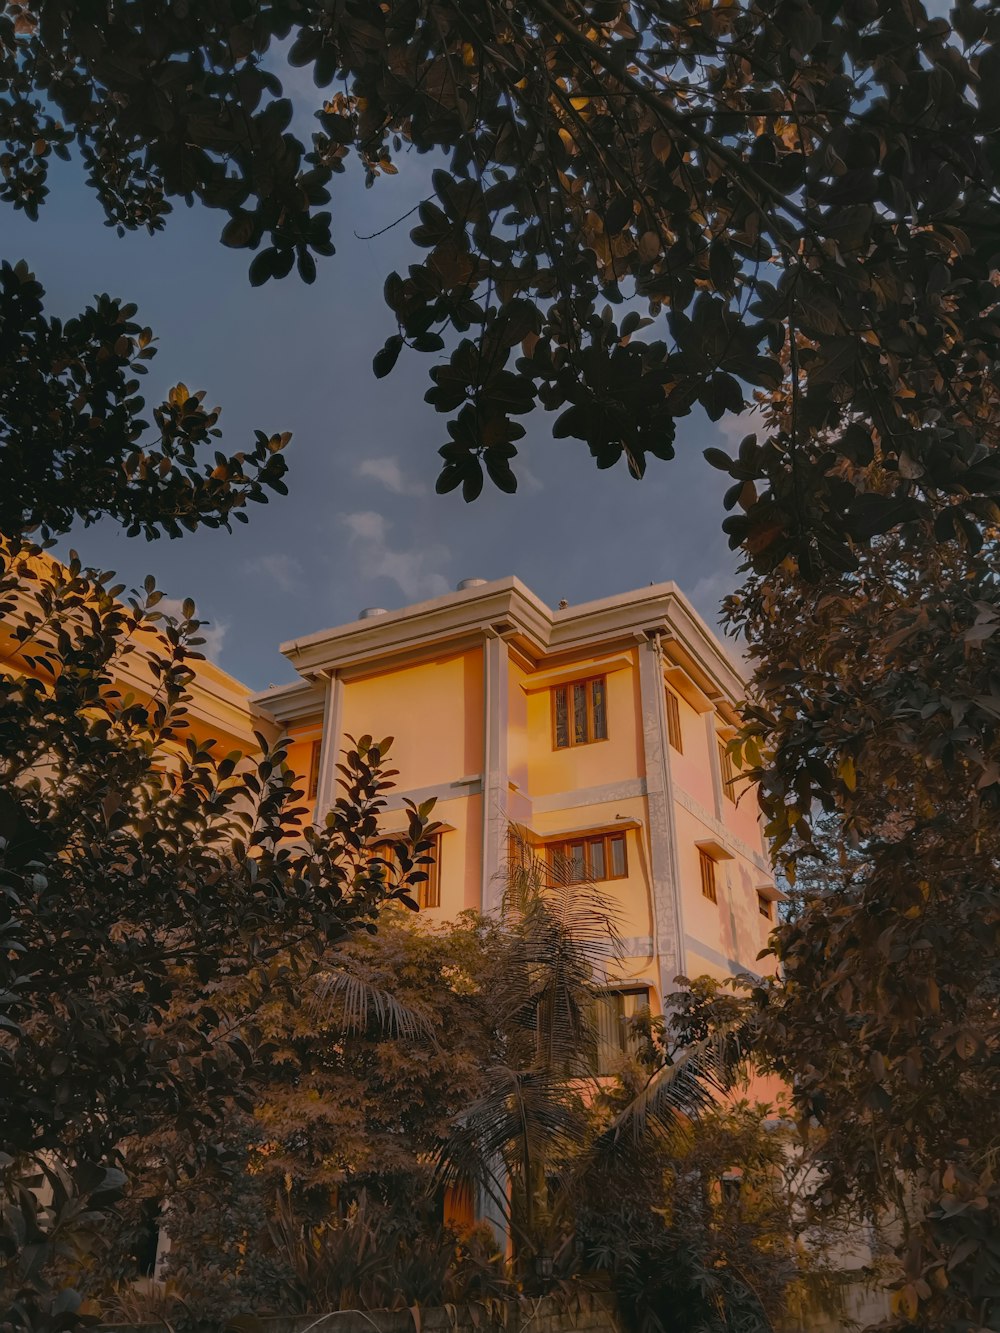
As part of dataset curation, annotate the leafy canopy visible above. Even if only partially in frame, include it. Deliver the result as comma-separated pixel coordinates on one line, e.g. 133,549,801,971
0,259,290,540
5,0,1000,565
76,913,501,1325
0,537,441,1324
732,534,1000,1331
5,4,1000,1327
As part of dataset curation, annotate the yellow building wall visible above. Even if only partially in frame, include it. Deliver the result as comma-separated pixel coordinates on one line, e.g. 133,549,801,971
723,848,775,976
675,806,728,979
0,588,265,758
362,790,484,919
271,623,775,1004
524,652,642,798
675,802,774,982
410,791,483,917
719,762,766,850
339,648,484,791
283,716,324,828
530,802,653,944
507,658,531,796
667,688,716,813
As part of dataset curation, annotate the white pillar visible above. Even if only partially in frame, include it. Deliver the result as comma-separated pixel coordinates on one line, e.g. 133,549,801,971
481,630,510,913
637,637,686,1002
480,630,512,1250
314,669,344,823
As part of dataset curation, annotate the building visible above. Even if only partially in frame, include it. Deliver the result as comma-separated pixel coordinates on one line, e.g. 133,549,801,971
254,577,781,1017
0,547,268,759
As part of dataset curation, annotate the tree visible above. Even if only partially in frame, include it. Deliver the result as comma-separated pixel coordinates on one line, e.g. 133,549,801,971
169,910,496,1219
730,533,1000,1330
239,911,496,1209
0,260,291,541
5,0,1000,558
577,1098,800,1333
0,88,437,1327
437,841,768,1302
5,5,1000,1326
0,552,438,1324
78,856,813,1333
69,913,500,1323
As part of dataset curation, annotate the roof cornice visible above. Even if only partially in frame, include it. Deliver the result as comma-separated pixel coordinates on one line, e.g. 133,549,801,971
250,676,326,723
271,576,747,708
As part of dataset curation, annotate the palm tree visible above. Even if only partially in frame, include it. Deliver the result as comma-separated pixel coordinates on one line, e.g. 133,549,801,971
437,829,745,1286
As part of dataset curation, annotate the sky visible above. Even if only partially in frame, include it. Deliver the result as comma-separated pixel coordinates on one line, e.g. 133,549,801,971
4,106,751,690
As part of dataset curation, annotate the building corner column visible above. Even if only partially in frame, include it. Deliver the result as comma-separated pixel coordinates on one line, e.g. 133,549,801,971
481,629,510,914
314,670,344,824
638,636,686,1004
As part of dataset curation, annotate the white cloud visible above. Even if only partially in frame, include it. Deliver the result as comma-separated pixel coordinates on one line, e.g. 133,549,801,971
245,552,304,593
157,597,227,663
356,456,428,496
516,462,544,495
714,409,760,448
339,509,451,603
341,509,389,543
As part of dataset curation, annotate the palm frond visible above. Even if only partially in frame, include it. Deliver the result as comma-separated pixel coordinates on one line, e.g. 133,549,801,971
439,1066,588,1178
310,964,433,1042
596,1021,747,1155
436,1063,590,1250
498,829,624,1078
504,827,625,969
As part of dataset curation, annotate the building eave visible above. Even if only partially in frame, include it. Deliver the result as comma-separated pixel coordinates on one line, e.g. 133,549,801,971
275,576,747,708
279,577,551,676
250,677,326,723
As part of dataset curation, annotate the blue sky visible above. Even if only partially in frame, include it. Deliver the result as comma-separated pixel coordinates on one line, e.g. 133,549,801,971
5,126,748,689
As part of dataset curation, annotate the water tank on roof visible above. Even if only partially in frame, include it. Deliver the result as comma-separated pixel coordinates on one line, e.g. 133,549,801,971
457,577,488,590
359,607,388,619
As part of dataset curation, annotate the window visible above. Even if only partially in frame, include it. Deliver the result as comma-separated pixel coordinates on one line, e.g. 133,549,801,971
592,988,650,1075
721,1172,742,1206
757,892,773,921
307,738,322,801
368,835,441,909
717,738,737,803
699,848,718,903
548,831,627,883
553,676,608,748
665,688,683,753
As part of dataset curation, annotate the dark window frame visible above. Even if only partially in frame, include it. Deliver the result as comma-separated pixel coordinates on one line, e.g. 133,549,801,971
699,848,718,903
591,986,651,1076
665,688,683,753
369,833,442,909
548,830,628,884
552,675,609,749
307,738,322,801
717,737,738,804
757,892,773,920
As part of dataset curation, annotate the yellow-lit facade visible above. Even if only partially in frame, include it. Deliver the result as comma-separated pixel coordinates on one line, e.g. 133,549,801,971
255,577,781,1008
0,554,270,759
5,562,776,1000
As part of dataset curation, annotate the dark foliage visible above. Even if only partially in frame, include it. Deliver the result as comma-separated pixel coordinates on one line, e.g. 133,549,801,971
5,0,1000,568
5,5,1000,1327
731,536,1000,1330
0,538,440,1327
0,259,289,540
